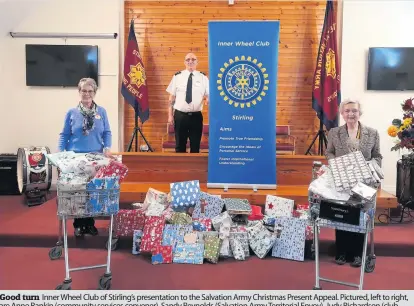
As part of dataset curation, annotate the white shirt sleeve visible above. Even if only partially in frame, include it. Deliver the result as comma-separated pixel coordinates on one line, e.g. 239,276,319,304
166,75,176,96
204,75,209,97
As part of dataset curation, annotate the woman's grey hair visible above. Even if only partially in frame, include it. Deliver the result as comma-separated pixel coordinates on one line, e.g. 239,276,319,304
339,98,363,116
78,78,98,92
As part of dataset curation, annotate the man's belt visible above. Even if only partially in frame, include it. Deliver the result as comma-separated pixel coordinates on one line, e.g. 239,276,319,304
175,110,201,116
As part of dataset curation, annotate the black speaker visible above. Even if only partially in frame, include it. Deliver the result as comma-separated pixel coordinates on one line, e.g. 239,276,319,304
396,155,414,209
0,154,20,195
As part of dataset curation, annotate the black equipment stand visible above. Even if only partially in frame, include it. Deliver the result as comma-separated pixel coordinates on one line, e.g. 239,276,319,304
25,188,48,207
305,119,328,156
127,116,154,152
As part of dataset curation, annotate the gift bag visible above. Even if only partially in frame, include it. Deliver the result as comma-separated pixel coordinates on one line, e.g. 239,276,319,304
170,180,201,209
271,217,307,261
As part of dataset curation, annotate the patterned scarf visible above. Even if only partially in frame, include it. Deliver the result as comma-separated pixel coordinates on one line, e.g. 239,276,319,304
78,101,97,135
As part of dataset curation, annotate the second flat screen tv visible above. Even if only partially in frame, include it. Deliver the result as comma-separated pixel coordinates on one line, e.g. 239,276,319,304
367,47,414,91
25,44,99,87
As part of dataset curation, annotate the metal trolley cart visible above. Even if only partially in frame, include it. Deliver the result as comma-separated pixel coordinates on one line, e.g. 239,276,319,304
308,187,378,290
53,180,120,290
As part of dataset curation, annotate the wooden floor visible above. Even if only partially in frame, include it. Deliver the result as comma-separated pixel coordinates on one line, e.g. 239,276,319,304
118,152,398,209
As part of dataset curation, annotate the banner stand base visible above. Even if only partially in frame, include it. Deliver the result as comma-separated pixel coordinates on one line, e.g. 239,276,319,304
208,183,277,190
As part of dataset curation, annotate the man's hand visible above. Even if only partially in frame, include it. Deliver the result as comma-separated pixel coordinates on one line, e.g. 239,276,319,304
168,115,174,125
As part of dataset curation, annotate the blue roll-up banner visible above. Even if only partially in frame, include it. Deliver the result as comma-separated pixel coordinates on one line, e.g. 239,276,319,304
207,21,280,190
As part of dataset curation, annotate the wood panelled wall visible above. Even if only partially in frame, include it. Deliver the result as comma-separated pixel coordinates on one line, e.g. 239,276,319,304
124,0,327,153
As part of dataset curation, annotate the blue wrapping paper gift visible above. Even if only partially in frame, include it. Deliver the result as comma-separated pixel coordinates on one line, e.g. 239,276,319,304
86,176,120,215
170,180,201,209
161,224,193,251
173,242,204,264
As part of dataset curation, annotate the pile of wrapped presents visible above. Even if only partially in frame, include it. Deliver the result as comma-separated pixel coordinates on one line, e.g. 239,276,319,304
113,180,315,265
46,152,128,217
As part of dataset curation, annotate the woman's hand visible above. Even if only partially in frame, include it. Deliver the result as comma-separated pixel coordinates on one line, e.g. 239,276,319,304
103,148,112,158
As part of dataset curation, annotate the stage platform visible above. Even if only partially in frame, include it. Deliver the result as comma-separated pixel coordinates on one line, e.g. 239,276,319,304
118,152,398,209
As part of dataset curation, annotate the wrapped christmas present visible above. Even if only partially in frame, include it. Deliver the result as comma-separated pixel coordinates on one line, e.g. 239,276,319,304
94,159,128,182
46,151,76,167
224,198,252,215
265,195,294,218
144,188,168,208
328,151,377,192
170,212,193,225
230,230,250,258
140,216,165,253
87,176,120,215
161,224,193,251
192,192,224,219
271,216,307,262
247,222,276,259
161,204,174,222
229,237,245,261
132,230,143,255
248,205,264,221
151,245,173,265
218,218,233,258
173,242,204,265
56,173,89,217
113,209,146,236
170,180,201,210
192,218,212,231
212,211,233,231
204,236,221,263
196,231,219,243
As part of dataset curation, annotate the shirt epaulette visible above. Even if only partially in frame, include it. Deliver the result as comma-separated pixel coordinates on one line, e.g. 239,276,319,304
174,71,182,76
200,71,206,75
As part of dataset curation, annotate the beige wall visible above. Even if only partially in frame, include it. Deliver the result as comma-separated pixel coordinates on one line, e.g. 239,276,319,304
0,0,122,156
341,0,414,194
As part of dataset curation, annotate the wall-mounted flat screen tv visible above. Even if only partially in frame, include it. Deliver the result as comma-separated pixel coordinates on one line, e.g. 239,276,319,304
367,47,414,91
25,44,99,87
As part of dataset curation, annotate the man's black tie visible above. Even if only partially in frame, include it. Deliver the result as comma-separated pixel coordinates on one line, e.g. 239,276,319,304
185,73,193,104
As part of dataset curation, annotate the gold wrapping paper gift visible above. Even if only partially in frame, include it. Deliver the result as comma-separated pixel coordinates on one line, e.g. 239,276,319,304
170,212,192,225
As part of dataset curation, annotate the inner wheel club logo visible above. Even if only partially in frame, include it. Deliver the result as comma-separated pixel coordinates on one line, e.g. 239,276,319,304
217,56,269,108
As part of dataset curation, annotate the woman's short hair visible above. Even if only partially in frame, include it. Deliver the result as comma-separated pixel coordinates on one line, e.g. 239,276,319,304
78,78,98,92
339,98,363,116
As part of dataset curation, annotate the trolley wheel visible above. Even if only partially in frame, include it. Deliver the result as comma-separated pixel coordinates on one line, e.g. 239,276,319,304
56,279,72,290
365,255,376,273
106,237,119,251
98,273,112,290
49,245,63,260
313,286,322,290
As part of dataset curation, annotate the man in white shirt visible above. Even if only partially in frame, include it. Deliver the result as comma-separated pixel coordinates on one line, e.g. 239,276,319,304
166,53,209,153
